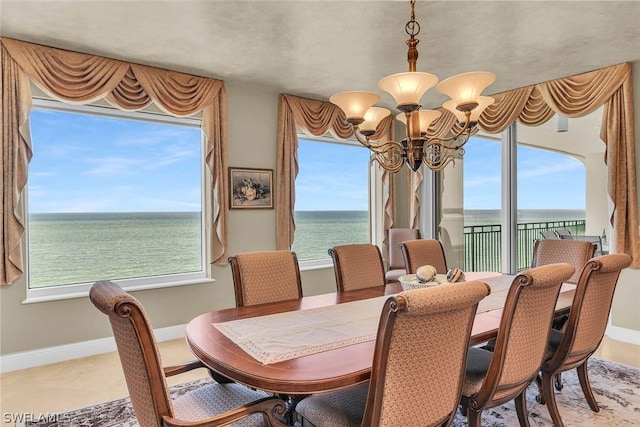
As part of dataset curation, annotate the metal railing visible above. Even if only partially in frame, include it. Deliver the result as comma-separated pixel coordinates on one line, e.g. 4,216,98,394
463,220,586,272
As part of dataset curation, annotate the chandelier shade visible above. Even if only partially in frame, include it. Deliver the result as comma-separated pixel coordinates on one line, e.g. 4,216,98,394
330,0,496,172
359,107,392,135
378,71,438,112
436,71,496,110
329,91,381,125
396,109,442,135
444,96,495,123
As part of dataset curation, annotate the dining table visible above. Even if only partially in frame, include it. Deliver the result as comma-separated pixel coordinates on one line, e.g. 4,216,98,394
185,271,576,396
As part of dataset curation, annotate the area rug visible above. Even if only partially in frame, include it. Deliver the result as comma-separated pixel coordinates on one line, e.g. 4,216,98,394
25,357,640,426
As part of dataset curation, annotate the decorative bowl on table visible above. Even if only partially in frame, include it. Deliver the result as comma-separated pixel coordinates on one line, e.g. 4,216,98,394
398,273,448,291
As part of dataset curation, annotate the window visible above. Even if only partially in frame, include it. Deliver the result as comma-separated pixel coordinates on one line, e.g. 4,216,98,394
516,143,586,269
447,115,597,275
292,137,371,264
461,136,503,272
26,99,207,301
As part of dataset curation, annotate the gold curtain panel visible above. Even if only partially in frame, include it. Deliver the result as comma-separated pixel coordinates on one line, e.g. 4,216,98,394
1,37,229,285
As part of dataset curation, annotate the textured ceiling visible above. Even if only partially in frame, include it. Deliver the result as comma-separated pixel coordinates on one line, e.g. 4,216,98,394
2,0,639,111
1,0,635,155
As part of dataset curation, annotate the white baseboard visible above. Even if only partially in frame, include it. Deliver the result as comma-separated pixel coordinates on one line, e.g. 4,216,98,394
0,324,186,374
606,324,640,346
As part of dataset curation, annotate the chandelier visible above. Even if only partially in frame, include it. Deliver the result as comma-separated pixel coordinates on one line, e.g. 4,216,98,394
330,0,495,172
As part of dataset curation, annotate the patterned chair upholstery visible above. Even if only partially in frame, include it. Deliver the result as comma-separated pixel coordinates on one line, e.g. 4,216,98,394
295,281,491,427
399,239,448,275
538,254,632,427
459,263,575,427
229,250,303,307
385,228,421,283
532,238,596,284
329,244,386,292
89,281,287,427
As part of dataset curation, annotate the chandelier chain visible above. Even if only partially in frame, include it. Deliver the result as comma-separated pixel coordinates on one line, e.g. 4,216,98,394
405,0,420,38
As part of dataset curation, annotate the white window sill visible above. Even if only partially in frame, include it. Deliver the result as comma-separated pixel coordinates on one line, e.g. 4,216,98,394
298,258,333,271
23,277,216,304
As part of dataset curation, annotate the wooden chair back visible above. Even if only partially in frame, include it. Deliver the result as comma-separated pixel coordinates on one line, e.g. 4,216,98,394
328,244,386,292
463,263,575,413
532,238,596,284
399,239,448,275
89,281,181,426
538,254,632,425
385,228,421,283
89,281,288,427
228,250,303,307
387,228,421,269
545,253,632,373
363,281,491,426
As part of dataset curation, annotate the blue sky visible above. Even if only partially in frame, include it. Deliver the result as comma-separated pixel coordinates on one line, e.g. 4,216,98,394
28,110,585,213
28,109,202,213
464,137,585,210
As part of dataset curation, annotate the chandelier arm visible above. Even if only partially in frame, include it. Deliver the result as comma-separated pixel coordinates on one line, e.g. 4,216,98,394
421,142,463,171
416,110,474,150
351,126,373,148
370,143,405,172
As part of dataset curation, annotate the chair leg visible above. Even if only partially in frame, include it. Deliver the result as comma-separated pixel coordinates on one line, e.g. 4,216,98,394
534,373,545,404
514,389,531,427
466,409,482,427
577,361,600,412
541,372,565,427
554,372,563,391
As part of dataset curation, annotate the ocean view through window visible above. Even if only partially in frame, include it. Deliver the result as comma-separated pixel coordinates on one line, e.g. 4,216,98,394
461,135,587,272
27,102,204,292
292,137,371,261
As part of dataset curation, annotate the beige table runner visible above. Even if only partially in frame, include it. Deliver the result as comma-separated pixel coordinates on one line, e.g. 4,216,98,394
213,296,389,364
213,281,575,365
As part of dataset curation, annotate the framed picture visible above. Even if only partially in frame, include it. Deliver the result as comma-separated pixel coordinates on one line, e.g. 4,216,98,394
229,167,274,209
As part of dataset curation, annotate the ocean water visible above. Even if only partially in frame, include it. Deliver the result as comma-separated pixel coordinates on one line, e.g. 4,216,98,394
292,211,370,261
28,212,202,288
28,209,585,287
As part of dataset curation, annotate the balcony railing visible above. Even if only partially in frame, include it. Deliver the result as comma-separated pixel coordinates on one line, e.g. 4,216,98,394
463,220,586,272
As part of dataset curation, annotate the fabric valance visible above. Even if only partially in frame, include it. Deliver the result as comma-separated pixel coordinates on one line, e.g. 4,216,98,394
419,63,639,267
276,94,395,251
1,37,229,285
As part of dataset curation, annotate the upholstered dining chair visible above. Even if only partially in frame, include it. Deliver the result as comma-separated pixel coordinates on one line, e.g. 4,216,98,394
295,280,491,427
89,281,288,427
537,253,632,427
399,238,448,275
328,243,386,292
459,263,575,427
385,228,421,283
532,238,596,284
228,250,303,307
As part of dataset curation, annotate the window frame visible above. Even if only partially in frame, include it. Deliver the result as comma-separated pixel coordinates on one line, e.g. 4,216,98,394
24,98,213,303
294,133,377,270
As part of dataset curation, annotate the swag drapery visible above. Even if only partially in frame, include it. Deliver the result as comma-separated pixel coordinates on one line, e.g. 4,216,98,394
276,94,395,250
412,63,639,267
1,37,229,286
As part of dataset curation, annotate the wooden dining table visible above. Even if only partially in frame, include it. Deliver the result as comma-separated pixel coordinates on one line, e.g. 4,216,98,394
185,271,575,396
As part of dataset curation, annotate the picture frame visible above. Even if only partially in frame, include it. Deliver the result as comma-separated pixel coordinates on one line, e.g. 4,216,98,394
229,167,274,209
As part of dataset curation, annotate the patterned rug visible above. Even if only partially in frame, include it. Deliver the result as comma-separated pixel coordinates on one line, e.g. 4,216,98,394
26,357,639,426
